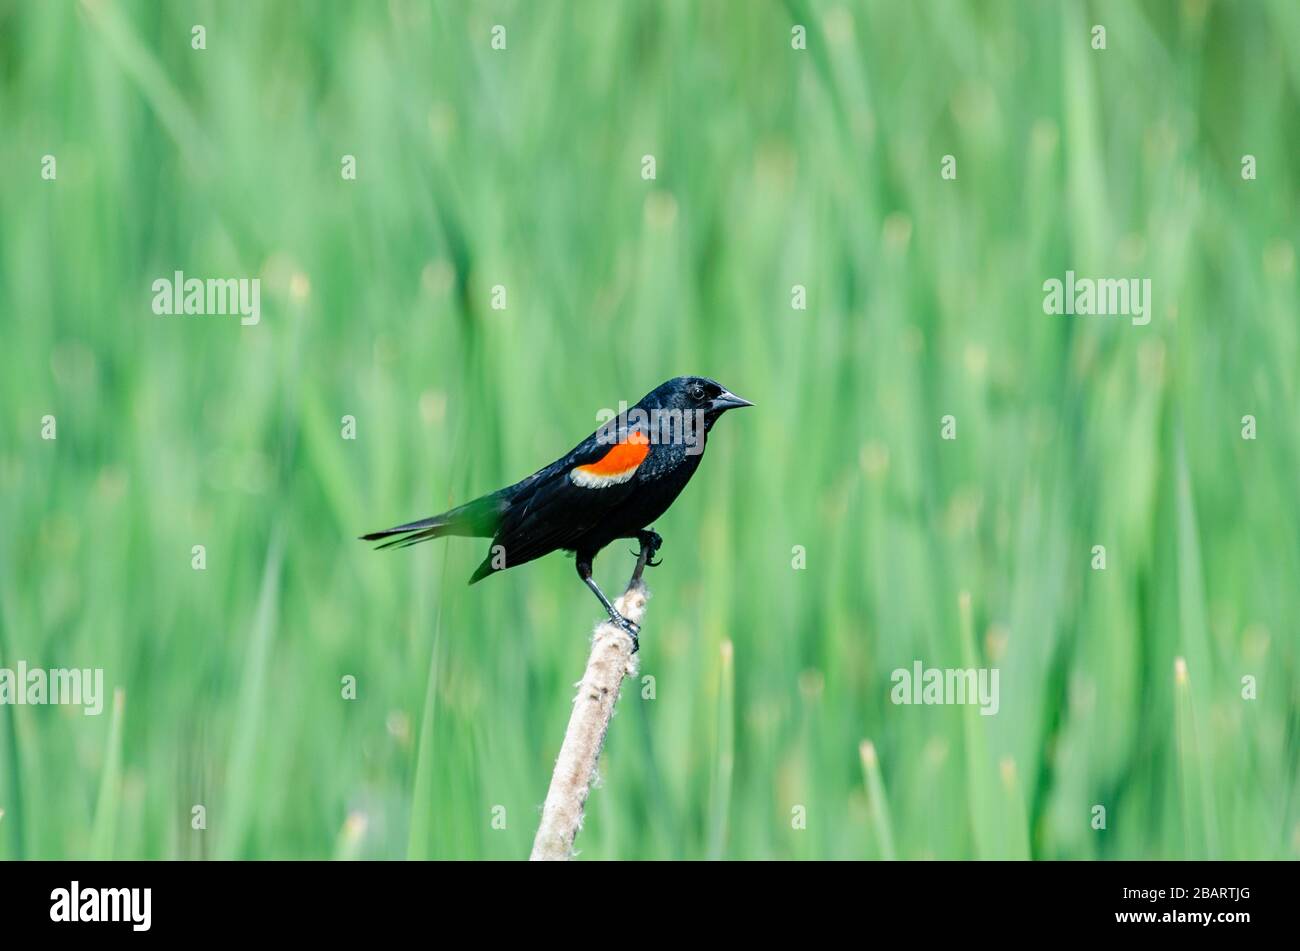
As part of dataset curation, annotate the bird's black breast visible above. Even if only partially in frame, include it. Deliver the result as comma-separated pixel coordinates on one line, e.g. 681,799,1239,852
569,444,704,554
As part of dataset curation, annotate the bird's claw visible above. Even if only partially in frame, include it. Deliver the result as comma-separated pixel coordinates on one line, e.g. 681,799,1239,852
611,613,640,652
632,531,664,569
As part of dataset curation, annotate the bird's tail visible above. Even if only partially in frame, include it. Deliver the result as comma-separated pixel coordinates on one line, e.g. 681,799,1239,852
360,495,505,550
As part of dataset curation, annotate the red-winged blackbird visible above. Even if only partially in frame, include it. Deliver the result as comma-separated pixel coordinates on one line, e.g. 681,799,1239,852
361,376,752,644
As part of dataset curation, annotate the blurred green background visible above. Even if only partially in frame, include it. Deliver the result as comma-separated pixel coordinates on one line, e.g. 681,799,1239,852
1,0,1297,860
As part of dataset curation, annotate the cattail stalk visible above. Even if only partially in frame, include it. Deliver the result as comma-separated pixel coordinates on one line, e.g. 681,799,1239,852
530,580,648,861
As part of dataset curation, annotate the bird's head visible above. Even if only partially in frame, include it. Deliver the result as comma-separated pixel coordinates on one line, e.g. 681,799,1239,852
639,376,754,422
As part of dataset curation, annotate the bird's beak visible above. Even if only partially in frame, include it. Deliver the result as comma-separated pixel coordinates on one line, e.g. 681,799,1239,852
710,389,754,412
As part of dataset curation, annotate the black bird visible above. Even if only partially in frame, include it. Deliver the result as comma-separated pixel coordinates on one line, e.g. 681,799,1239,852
361,376,752,645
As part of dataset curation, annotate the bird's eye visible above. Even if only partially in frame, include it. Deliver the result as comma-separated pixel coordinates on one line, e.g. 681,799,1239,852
688,384,705,401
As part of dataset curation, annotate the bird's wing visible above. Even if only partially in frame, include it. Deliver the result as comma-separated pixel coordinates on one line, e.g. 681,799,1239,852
471,425,651,578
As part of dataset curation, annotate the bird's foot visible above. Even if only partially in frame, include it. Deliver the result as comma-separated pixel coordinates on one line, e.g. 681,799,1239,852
629,529,663,562
630,530,664,584
643,530,663,563
608,610,640,652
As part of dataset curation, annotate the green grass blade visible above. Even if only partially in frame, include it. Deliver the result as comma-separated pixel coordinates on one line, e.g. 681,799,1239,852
859,740,897,860
707,640,735,860
90,688,125,860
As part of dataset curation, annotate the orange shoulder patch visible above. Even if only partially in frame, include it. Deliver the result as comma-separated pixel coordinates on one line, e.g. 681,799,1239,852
571,430,650,487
